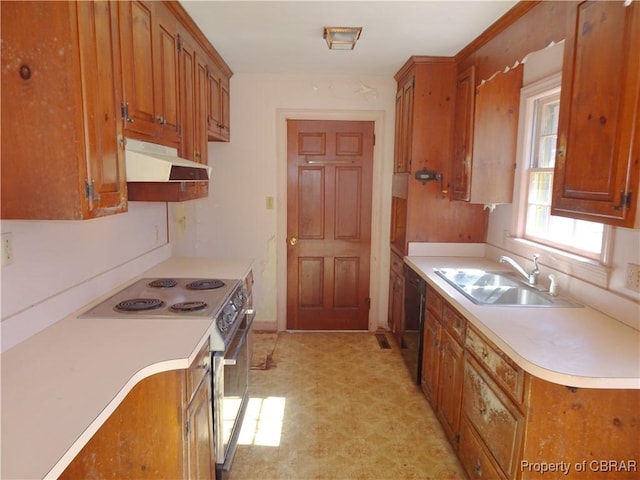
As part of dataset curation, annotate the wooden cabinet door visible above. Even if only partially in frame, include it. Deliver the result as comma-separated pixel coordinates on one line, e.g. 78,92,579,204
392,76,414,173
207,65,222,138
155,2,180,145
118,0,159,139
451,65,476,201
463,356,524,479
1,0,126,220
77,1,128,218
552,1,640,227
469,64,523,205
186,371,214,480
195,50,210,197
118,1,180,146
206,62,231,141
421,309,441,405
436,329,464,448
220,77,231,140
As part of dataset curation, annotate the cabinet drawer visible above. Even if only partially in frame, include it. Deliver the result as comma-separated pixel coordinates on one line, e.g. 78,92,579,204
458,417,506,480
426,286,444,318
442,303,466,344
465,326,524,404
390,251,404,276
463,356,524,479
187,342,211,401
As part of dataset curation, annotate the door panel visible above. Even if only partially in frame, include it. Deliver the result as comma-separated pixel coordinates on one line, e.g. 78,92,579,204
287,120,374,330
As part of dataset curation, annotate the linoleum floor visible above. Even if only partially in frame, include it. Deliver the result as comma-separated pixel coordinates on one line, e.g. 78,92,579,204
230,332,466,480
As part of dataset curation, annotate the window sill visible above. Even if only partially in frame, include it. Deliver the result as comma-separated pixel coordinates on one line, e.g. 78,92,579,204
499,236,609,289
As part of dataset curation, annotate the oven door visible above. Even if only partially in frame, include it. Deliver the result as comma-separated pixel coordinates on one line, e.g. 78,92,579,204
213,309,255,475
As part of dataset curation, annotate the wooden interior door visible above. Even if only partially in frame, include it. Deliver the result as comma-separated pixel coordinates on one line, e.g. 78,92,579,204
287,120,374,330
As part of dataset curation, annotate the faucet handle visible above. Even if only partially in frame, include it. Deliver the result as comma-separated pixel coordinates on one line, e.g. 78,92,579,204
532,254,540,272
548,274,558,296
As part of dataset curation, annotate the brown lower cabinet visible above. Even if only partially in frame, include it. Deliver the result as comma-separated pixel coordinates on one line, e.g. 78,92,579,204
60,343,213,480
422,284,640,480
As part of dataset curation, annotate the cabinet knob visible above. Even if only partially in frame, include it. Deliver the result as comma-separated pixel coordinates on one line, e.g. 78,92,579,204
156,116,166,125
288,236,298,246
19,64,32,80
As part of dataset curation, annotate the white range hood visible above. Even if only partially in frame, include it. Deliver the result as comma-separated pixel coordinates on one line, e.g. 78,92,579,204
125,138,210,182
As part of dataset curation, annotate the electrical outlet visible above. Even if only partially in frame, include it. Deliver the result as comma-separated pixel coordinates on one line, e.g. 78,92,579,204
2,232,13,266
625,263,640,292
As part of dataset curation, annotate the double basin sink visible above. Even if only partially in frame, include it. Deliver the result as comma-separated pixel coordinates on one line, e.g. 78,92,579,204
434,268,582,307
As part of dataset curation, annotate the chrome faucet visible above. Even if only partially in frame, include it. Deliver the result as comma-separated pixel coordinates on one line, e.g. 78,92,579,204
499,254,540,285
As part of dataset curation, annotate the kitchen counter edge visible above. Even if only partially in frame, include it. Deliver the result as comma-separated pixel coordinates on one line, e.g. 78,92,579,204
405,256,640,390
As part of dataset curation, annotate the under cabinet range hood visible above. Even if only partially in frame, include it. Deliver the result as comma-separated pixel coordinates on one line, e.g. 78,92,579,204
124,138,210,182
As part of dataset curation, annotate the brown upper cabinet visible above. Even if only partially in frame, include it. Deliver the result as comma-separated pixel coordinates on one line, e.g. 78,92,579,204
390,57,487,256
451,63,523,206
394,76,414,173
450,66,475,201
552,1,640,228
1,1,127,220
118,1,181,147
207,62,232,141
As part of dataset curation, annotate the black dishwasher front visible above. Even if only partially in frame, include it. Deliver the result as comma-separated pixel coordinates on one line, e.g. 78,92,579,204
401,264,426,384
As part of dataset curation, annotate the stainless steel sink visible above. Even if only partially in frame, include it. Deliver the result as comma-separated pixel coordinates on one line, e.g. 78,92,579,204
434,268,582,307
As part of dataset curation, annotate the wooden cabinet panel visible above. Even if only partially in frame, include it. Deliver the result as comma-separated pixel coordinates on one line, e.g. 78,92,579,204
59,370,185,479
388,252,404,336
458,417,506,480
436,328,465,447
463,356,524,479
442,303,466,344
207,61,231,141
118,1,158,138
522,377,640,480
426,285,444,318
552,1,640,227
468,63,523,205
393,78,414,173
118,0,180,147
185,343,213,480
1,0,127,220
421,309,441,405
451,65,476,201
465,325,525,406
155,3,180,145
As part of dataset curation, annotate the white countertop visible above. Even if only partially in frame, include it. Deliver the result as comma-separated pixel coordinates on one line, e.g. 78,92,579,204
1,257,254,480
406,256,640,390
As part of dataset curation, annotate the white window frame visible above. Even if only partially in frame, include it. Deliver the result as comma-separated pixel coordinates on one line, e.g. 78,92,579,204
506,72,613,288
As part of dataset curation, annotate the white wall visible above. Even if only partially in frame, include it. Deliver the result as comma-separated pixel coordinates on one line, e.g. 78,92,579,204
0,203,171,351
171,73,397,330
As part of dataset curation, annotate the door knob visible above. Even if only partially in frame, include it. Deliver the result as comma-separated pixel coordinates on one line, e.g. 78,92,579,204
289,236,298,246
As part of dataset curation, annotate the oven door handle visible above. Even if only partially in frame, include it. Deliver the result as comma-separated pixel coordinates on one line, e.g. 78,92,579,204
223,309,256,366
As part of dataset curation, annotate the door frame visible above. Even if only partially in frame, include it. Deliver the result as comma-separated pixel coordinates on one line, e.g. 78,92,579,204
276,108,389,332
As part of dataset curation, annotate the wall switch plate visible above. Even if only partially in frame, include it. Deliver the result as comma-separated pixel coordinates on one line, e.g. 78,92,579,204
2,232,13,266
625,263,640,292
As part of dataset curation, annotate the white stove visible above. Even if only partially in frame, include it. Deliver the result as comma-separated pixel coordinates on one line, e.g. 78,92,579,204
80,277,247,351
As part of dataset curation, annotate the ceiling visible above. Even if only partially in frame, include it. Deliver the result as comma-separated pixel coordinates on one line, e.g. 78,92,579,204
180,1,520,76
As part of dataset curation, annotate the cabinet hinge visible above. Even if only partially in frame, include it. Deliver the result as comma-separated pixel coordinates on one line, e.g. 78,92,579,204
176,34,182,53
185,420,190,435
366,297,371,309
120,102,128,120
613,191,632,211
373,134,376,146
84,179,99,202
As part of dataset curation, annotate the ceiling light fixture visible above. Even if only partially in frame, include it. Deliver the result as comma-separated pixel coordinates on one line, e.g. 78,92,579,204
323,26,362,50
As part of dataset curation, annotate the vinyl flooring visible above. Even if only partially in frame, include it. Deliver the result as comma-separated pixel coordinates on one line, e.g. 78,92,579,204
230,331,466,480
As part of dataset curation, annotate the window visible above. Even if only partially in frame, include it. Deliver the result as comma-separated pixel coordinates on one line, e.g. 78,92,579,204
518,75,605,260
